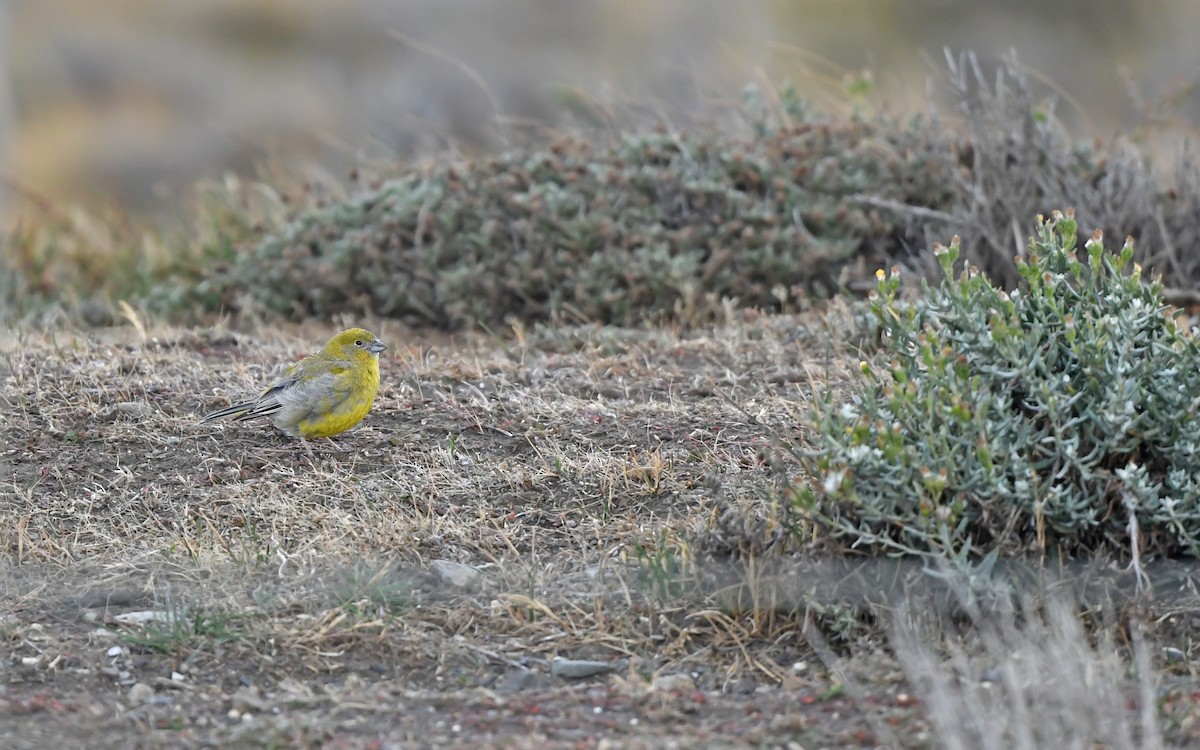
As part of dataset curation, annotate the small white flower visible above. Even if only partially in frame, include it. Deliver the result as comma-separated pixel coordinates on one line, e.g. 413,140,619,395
847,445,873,461
823,469,847,494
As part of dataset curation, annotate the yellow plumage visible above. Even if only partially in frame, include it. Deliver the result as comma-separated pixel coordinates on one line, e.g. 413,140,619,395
202,328,386,441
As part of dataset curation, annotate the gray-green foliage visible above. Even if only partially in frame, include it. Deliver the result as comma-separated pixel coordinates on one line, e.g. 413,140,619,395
187,56,1200,331
798,212,1200,565
201,122,957,328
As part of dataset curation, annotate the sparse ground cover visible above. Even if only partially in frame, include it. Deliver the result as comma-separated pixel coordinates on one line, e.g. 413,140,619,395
3,308,1200,748
0,310,879,748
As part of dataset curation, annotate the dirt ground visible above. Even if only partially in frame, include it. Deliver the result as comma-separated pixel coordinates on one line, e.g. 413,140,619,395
2,308,1198,748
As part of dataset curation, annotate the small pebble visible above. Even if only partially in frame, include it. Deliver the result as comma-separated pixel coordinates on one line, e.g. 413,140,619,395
650,673,696,693
127,682,155,705
550,657,615,679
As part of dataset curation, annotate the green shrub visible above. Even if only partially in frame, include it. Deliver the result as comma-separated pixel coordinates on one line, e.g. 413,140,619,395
796,210,1200,571
200,121,959,328
193,57,1200,331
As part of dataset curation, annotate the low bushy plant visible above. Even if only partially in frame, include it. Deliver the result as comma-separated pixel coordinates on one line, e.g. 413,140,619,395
796,210,1200,572
200,120,957,328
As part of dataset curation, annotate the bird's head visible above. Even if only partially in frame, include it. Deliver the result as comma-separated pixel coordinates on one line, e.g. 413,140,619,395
327,328,387,359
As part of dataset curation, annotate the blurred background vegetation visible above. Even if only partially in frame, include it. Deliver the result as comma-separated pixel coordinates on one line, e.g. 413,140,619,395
4,0,1200,326
4,0,1198,217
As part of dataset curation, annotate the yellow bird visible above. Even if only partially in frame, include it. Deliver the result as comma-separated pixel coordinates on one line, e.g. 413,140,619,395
202,328,387,445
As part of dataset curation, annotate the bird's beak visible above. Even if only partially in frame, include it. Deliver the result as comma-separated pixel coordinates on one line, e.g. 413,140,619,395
369,340,387,354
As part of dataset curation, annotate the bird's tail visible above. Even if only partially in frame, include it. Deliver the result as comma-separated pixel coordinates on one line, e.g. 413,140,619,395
202,401,263,422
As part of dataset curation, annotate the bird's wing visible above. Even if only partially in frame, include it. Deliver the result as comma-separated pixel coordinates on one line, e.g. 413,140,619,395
225,361,309,421
202,365,302,422
221,354,357,423
270,370,354,425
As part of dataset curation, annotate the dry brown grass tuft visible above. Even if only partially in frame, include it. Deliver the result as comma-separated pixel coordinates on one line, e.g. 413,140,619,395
892,594,1165,750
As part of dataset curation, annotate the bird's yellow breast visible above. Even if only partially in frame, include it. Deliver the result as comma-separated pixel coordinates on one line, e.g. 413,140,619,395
292,358,381,439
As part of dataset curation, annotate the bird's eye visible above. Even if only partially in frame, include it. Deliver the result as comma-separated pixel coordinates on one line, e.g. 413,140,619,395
355,340,363,346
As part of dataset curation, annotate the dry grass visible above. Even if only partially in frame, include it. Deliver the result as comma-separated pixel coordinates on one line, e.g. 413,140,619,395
893,593,1163,750
0,308,876,748
3,308,1199,748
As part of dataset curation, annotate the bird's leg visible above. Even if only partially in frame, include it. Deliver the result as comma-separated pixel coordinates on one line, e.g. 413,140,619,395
301,437,316,461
